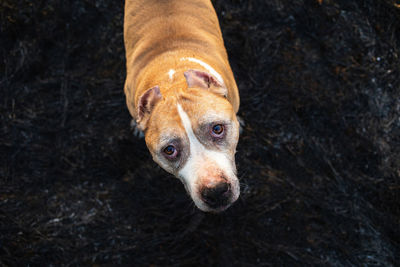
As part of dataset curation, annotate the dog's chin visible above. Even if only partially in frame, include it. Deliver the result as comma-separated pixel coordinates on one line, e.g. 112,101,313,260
191,190,240,213
194,201,232,213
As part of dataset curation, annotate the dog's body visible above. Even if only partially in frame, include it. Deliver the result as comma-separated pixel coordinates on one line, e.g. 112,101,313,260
124,0,241,212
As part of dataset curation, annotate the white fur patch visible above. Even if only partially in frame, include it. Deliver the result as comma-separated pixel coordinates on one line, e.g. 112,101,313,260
176,103,238,211
168,69,175,81
180,57,224,85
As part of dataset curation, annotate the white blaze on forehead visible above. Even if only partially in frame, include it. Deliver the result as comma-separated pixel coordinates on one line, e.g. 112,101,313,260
168,69,175,81
180,57,224,85
177,103,201,154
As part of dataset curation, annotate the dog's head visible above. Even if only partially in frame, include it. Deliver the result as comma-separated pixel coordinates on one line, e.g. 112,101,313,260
136,70,240,212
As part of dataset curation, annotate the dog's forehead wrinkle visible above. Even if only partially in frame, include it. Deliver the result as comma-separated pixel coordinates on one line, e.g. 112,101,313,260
200,115,230,126
158,135,179,148
178,92,196,104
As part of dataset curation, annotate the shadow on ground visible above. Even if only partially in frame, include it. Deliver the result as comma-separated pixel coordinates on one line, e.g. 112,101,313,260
1,0,399,265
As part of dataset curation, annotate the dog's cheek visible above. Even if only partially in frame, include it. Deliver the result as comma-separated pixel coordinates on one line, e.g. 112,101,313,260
150,154,174,175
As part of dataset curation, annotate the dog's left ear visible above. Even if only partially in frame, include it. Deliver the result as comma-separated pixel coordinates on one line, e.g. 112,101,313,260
136,85,162,131
184,69,227,98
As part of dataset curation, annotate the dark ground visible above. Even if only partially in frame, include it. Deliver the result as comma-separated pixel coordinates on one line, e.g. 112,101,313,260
1,0,400,265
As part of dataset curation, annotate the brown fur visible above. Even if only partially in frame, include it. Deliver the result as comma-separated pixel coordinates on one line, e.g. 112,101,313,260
123,0,241,212
123,0,239,121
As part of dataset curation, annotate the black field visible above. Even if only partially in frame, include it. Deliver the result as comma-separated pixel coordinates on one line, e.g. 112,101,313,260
1,0,400,265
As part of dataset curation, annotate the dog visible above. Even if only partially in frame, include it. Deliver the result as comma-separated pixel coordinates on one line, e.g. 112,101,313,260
124,0,240,212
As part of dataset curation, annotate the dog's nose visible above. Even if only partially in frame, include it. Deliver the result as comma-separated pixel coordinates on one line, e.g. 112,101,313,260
201,182,231,208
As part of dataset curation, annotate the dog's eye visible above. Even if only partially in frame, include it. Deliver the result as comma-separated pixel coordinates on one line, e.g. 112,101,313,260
163,145,178,159
164,145,175,155
211,124,224,136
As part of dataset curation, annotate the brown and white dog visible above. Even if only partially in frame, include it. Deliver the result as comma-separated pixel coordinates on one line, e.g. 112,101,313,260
123,0,240,212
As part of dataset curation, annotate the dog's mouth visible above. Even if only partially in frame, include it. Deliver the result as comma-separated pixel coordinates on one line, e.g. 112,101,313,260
197,192,239,213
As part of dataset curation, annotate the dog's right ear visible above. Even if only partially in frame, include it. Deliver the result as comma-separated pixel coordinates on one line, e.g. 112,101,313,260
184,69,227,98
136,86,162,131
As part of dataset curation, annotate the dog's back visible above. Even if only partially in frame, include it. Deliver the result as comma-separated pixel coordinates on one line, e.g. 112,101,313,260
124,0,239,118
